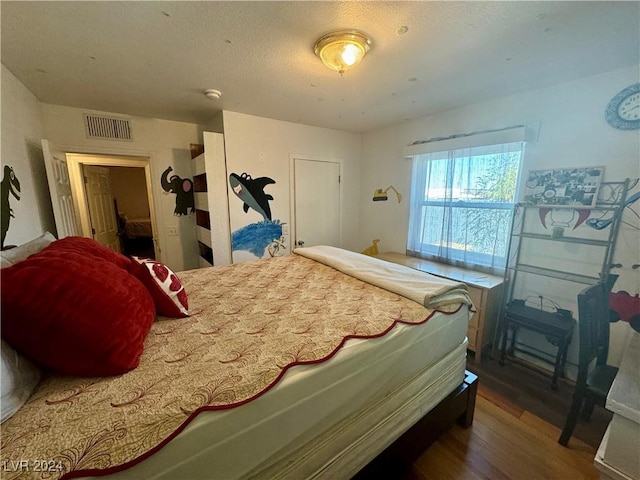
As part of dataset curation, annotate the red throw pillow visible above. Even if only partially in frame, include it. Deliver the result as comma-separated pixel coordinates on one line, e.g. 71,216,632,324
130,257,189,318
1,250,155,377
45,236,132,270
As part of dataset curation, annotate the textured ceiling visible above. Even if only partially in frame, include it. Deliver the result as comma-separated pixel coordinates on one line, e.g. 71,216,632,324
2,1,639,133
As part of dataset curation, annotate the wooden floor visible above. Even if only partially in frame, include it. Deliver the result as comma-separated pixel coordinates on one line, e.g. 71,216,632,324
356,358,611,480
402,382,607,479
469,356,611,448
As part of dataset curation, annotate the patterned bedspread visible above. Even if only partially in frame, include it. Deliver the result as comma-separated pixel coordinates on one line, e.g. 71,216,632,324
0,252,471,479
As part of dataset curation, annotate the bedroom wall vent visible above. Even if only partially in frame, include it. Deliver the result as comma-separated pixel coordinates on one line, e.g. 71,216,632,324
84,114,132,141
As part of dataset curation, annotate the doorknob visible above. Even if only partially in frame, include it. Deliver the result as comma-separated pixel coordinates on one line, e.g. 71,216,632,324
296,240,305,247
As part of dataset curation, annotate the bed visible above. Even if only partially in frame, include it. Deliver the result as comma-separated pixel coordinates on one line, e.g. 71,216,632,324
0,238,474,480
123,217,153,239
117,215,155,258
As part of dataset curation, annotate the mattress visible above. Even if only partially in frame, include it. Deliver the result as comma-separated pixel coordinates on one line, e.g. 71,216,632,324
99,304,469,479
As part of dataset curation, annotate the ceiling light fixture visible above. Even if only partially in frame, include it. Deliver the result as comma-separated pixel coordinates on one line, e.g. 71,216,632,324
314,30,372,76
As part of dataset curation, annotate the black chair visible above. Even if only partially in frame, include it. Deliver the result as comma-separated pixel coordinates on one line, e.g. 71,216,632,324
558,282,618,446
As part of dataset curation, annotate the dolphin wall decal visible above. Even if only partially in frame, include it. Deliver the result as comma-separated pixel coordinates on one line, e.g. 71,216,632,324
229,172,276,221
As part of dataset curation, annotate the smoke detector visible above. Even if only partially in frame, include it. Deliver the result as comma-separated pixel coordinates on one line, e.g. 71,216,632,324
203,89,222,100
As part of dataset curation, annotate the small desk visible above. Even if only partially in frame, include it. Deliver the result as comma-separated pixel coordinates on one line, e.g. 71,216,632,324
595,333,640,480
499,301,576,390
373,252,504,362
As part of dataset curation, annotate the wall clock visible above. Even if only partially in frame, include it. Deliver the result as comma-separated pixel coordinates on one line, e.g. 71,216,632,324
605,83,640,130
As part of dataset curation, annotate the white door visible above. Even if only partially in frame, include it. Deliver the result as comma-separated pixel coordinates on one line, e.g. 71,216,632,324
42,139,79,238
83,165,120,252
293,158,341,248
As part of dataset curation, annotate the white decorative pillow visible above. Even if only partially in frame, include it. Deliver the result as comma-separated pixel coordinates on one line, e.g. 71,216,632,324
130,257,189,318
0,232,56,267
1,340,41,423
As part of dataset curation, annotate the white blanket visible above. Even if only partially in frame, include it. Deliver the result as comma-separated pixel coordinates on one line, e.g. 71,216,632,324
294,246,473,310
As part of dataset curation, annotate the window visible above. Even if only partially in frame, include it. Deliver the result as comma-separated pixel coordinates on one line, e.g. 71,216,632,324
407,139,524,275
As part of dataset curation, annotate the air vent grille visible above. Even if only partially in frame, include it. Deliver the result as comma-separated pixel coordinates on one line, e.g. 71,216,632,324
84,114,132,140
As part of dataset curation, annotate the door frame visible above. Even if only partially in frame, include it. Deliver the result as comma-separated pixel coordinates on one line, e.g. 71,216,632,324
289,154,343,250
66,153,159,260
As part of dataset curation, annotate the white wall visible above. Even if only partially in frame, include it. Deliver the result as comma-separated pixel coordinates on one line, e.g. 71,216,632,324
220,111,362,261
360,65,640,367
0,65,56,247
39,104,205,272
1,76,362,270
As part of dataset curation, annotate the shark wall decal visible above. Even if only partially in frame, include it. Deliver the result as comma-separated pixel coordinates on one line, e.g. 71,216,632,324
229,172,276,221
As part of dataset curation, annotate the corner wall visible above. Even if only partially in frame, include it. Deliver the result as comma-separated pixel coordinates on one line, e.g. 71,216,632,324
220,111,362,261
360,65,640,367
1,65,56,247
39,104,205,272
361,65,639,291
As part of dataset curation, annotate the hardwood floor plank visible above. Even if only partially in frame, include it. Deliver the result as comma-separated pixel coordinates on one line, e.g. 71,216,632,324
415,429,508,480
361,364,609,480
518,410,604,477
411,394,607,480
476,382,524,418
413,440,486,480
469,359,611,448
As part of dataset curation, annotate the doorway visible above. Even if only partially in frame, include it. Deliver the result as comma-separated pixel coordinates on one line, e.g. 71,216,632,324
67,154,158,259
83,165,120,252
108,166,155,258
292,157,341,248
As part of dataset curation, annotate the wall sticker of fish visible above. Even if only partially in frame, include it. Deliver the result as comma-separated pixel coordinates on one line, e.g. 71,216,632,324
229,172,276,221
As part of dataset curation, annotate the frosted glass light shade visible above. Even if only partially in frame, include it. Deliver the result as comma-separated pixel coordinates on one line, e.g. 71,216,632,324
314,30,372,75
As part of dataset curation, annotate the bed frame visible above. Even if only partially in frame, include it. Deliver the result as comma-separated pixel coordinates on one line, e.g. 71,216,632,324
248,364,478,480
357,370,478,477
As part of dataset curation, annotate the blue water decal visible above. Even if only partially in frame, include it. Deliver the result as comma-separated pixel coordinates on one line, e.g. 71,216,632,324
232,220,283,257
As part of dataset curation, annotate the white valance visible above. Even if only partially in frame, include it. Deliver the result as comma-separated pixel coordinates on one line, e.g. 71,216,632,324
403,126,526,157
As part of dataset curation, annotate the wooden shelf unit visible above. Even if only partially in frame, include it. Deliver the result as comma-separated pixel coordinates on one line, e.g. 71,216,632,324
497,179,631,383
373,252,504,363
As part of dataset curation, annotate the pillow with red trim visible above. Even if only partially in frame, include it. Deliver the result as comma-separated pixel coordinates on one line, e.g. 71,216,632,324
130,257,189,318
45,236,132,270
1,250,155,377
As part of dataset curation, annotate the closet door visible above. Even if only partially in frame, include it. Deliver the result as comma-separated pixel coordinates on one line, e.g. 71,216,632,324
293,158,341,248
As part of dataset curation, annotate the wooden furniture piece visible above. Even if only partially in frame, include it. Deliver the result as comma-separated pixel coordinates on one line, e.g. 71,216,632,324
501,300,576,390
595,332,640,480
374,252,504,362
559,282,617,444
